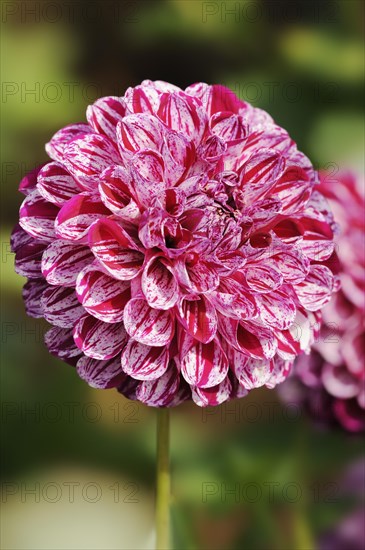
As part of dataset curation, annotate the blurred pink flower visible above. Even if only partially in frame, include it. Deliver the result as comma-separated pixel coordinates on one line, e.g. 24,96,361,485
288,171,364,431
12,80,338,407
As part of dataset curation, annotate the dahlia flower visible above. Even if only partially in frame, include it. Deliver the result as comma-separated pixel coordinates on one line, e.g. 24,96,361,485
12,80,339,407
286,171,364,431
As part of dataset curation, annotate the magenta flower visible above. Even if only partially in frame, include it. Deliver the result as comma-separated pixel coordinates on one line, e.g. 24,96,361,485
289,171,364,431
12,80,339,407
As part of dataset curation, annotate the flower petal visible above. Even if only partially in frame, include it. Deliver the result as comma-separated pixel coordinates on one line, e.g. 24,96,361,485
98,166,140,221
86,96,126,141
41,240,94,286
230,353,273,389
157,92,206,144
175,258,219,293
117,113,163,155
142,256,179,310
22,279,48,318
77,355,126,389
123,298,175,346
256,287,297,330
191,376,232,407
295,265,335,312
210,111,248,141
41,286,84,328
135,362,180,406
46,123,92,163
76,265,131,323
239,148,285,204
121,339,169,380
177,295,217,343
73,314,127,359
268,245,310,284
161,129,195,186
19,164,45,195
209,274,258,320
15,241,46,278
55,193,110,242
245,264,283,293
88,218,144,280
219,318,277,359
63,134,120,190
180,339,229,389
19,190,59,242
44,326,82,364
37,162,81,206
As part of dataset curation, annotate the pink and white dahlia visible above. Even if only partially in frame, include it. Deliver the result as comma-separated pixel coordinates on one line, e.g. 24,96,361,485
12,80,339,407
289,171,364,432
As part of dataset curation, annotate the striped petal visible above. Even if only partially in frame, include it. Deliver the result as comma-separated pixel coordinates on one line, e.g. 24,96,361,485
239,148,285,204
245,264,283,294
209,274,257,320
180,339,229,389
44,326,82,364
22,279,48,318
142,256,178,310
219,318,277,359
124,84,160,114
63,134,120,190
268,245,310,284
295,265,335,312
265,358,292,389
123,298,175,346
41,286,84,328
256,287,297,330
131,150,166,206
191,376,232,407
135,363,180,406
210,112,248,141
76,265,131,323
15,241,46,278
37,162,81,206
19,190,59,242
157,92,206,145
186,83,244,115
117,113,163,155
161,129,195,186
41,240,94,286
46,123,92,163
121,339,169,380
230,352,273,389
77,355,126,389
19,164,45,195
175,258,219,293
88,218,144,280
177,295,217,343
98,165,139,219
272,167,312,213
86,96,126,141
73,314,127,360
55,193,110,242
10,223,32,253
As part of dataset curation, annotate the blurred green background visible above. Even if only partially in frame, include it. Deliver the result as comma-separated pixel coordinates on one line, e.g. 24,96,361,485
1,1,364,549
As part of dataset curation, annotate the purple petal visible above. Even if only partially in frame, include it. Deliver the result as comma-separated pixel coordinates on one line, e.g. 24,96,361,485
73,314,128,359
123,298,175,346
77,354,126,389
121,339,169,380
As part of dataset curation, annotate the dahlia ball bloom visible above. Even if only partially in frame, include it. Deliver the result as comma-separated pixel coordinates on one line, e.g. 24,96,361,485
290,171,364,431
12,80,339,407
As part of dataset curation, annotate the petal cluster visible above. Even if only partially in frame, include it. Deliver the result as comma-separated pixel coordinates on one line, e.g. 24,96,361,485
12,81,338,407
286,171,364,431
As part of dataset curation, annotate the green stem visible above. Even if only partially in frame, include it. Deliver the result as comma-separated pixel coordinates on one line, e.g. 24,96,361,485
156,407,170,550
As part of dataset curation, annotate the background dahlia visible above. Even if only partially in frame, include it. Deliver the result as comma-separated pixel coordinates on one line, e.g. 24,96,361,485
12,80,339,407
283,171,364,432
